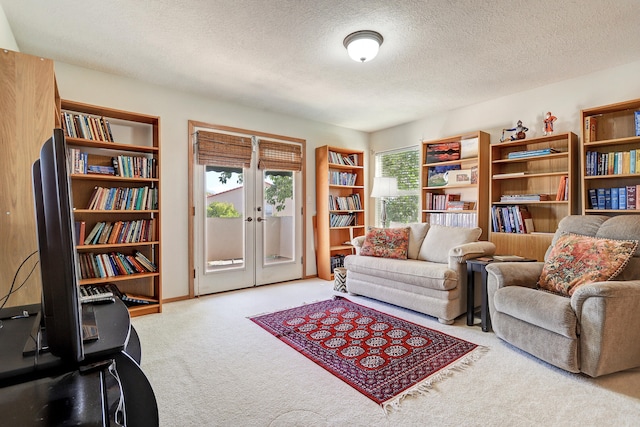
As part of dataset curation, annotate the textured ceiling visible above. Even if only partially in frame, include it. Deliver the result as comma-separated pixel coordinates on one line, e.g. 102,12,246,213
2,0,640,132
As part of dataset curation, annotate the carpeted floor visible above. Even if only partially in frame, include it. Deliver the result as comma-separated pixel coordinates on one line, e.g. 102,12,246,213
132,279,640,426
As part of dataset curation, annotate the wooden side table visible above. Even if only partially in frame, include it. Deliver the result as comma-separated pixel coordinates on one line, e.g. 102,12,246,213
466,257,536,332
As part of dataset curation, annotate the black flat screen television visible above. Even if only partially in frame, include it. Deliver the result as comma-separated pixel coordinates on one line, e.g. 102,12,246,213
32,128,84,363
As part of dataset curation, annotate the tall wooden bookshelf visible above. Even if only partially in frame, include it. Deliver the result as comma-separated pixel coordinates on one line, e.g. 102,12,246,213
315,146,365,281
61,100,162,316
421,131,490,240
489,132,578,261
580,98,640,216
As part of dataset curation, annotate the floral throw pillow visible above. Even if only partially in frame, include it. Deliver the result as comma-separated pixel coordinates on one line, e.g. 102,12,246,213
537,233,638,297
360,227,410,260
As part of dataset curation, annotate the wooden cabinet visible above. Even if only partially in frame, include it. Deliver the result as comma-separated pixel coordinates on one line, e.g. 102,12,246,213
61,100,162,316
0,50,58,307
580,99,640,215
421,131,490,239
315,146,365,280
489,132,579,261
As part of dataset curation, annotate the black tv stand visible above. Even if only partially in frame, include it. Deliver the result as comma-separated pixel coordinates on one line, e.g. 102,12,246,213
0,300,158,426
22,304,101,358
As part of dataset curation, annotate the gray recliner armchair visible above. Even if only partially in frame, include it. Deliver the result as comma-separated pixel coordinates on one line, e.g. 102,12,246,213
486,215,640,377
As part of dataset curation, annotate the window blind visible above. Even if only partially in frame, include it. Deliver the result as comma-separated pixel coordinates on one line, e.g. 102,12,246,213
258,139,302,171
195,130,252,168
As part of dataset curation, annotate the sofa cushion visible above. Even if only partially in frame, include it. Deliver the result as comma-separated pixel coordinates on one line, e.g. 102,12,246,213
389,222,429,259
494,286,577,339
538,233,638,297
418,224,482,264
360,227,410,260
344,256,458,291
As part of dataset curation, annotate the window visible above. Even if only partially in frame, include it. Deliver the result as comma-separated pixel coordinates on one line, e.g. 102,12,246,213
374,146,420,226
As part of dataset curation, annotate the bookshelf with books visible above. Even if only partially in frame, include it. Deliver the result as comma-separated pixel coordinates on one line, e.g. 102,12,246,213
489,132,578,261
62,99,162,316
316,146,365,280
421,131,490,239
580,98,640,216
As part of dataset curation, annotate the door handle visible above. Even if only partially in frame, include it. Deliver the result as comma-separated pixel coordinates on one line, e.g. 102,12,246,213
246,217,253,222
256,217,265,222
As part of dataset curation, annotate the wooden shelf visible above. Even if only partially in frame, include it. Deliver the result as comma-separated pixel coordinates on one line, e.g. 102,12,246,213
316,146,365,281
581,98,640,215
421,131,490,238
489,132,578,261
63,99,162,315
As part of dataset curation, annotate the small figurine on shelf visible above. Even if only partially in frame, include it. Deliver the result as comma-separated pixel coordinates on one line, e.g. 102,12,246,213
543,111,557,135
500,120,529,142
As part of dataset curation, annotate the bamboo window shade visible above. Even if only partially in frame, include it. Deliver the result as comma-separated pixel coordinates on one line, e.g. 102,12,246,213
258,139,302,171
195,130,253,168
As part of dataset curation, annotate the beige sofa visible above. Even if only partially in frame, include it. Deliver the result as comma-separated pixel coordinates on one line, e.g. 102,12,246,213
486,215,640,377
344,223,495,324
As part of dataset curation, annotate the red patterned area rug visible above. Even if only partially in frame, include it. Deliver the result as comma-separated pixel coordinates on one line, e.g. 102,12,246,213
250,296,486,411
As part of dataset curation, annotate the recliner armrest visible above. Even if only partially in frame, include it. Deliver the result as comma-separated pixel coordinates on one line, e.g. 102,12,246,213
447,241,496,268
571,279,640,319
485,262,544,291
570,280,640,377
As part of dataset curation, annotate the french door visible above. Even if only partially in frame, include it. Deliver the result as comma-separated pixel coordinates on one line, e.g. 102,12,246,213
190,125,305,295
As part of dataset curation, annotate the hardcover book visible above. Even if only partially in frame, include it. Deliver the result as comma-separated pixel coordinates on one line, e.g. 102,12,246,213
585,116,597,143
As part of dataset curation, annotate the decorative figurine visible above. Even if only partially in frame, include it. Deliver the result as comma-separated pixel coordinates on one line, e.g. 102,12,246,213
543,111,557,135
500,120,529,142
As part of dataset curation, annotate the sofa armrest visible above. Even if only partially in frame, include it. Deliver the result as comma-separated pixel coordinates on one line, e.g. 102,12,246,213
571,280,640,377
351,235,365,255
447,241,496,268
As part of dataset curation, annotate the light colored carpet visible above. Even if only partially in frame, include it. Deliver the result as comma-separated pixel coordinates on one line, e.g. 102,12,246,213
131,279,640,426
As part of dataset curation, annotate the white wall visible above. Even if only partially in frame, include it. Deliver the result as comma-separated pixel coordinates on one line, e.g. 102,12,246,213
53,62,368,299
0,5,18,51
369,60,640,225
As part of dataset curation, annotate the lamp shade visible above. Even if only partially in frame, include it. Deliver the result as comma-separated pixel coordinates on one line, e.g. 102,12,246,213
343,30,383,63
370,177,399,198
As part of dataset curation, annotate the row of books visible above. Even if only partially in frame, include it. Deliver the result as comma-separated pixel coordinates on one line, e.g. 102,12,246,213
329,194,362,211
329,213,357,227
588,186,639,210
67,149,157,178
329,171,358,186
426,212,477,229
330,255,345,272
80,219,156,246
86,186,158,210
585,150,639,176
424,193,475,211
113,155,157,178
506,148,558,159
62,111,115,142
491,205,534,234
77,251,157,280
328,151,359,166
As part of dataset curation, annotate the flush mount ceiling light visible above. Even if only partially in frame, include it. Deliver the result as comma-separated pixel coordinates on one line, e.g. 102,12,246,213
343,30,384,63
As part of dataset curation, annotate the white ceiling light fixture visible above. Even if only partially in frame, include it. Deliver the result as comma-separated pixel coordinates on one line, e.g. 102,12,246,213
343,30,384,63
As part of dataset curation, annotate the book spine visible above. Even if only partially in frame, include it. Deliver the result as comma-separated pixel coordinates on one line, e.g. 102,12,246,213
627,185,637,210
618,187,627,210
